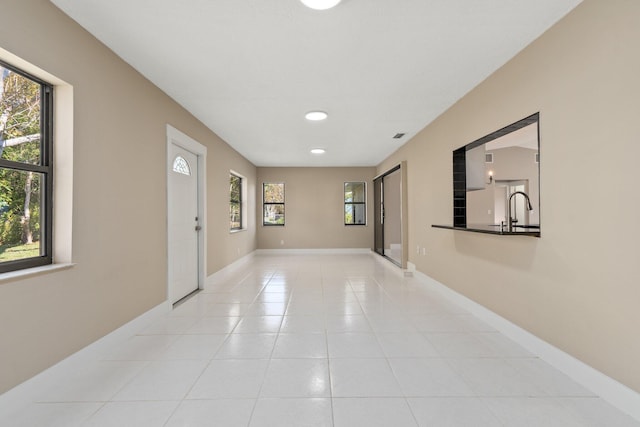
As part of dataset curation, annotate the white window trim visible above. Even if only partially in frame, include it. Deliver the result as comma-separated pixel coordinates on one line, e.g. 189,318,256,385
262,182,285,227
0,47,74,274
230,170,247,232
344,181,367,226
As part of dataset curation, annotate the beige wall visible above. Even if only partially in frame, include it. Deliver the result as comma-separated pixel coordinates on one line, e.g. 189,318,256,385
257,167,375,249
206,147,257,274
378,0,640,392
0,0,256,393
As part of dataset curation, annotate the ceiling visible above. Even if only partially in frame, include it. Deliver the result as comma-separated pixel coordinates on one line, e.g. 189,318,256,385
50,0,581,167
486,123,538,151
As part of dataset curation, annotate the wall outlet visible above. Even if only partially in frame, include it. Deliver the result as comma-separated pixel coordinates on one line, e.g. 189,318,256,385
422,247,426,256
280,240,284,245
416,245,420,254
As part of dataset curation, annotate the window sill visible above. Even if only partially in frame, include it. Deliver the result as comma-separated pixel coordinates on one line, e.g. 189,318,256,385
230,228,247,234
0,263,75,284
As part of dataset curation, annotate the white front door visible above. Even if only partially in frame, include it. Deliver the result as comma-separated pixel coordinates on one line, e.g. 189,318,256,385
168,143,200,304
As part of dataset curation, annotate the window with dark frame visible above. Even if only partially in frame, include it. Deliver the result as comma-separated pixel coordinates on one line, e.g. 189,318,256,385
0,60,53,273
344,182,366,225
263,182,284,226
229,173,242,230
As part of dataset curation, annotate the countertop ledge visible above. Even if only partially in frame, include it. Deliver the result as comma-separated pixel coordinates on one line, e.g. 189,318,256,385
432,224,540,237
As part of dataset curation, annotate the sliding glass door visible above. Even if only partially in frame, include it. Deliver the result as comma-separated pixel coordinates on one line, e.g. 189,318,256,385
374,176,384,257
373,164,403,267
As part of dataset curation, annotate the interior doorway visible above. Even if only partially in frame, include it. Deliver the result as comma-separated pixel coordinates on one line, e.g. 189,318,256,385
166,125,207,304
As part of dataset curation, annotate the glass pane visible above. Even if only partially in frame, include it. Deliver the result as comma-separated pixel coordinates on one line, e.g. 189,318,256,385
345,204,354,224
345,204,366,225
352,182,365,203
172,156,191,175
263,183,284,203
344,183,353,202
0,168,42,262
374,177,383,255
263,204,285,225
353,204,366,224
0,66,42,165
230,201,241,229
230,175,241,202
345,182,365,203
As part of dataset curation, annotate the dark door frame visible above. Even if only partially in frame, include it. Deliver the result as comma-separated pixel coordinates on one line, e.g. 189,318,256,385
373,163,405,268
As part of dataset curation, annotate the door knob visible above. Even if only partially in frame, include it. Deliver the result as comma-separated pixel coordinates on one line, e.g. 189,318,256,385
195,225,202,231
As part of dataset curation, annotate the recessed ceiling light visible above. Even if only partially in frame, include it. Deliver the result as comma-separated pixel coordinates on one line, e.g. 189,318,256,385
305,111,328,121
300,0,342,10
310,148,326,154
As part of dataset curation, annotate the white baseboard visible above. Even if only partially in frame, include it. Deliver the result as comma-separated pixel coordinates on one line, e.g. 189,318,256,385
410,268,640,422
0,300,171,417
255,248,372,255
206,251,256,286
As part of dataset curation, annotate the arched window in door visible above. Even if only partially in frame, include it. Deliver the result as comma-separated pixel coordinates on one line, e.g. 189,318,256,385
172,155,191,176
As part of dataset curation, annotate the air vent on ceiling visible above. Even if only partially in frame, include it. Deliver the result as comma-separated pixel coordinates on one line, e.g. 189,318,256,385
393,133,405,139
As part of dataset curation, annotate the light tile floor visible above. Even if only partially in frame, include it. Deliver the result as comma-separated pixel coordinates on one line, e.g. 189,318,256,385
2,253,639,426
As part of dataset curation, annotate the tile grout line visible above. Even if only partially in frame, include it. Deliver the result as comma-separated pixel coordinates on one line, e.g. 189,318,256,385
322,270,337,427
245,269,289,427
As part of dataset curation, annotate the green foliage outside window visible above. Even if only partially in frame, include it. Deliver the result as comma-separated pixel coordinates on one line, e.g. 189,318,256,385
263,183,284,225
344,182,366,225
0,65,44,262
230,174,242,230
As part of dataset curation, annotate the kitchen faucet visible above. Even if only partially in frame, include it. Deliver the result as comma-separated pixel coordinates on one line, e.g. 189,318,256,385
508,191,533,231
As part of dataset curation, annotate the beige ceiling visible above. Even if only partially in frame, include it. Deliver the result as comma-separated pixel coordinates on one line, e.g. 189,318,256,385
50,0,581,166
